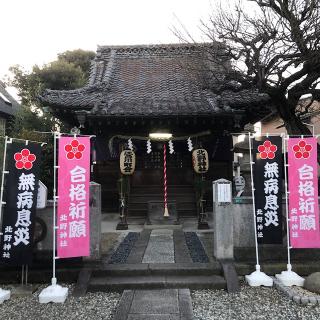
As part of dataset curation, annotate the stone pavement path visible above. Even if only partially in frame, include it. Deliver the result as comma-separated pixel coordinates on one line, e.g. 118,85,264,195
113,289,194,320
142,229,175,263
112,229,196,319
109,228,215,319
108,228,212,265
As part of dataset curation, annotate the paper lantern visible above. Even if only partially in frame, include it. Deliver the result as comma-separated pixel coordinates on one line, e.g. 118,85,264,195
120,150,136,175
192,149,209,173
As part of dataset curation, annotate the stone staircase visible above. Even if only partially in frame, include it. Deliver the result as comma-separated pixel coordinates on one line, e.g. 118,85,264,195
88,263,226,292
127,185,197,218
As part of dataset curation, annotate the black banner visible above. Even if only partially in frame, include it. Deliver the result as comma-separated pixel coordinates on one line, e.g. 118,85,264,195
0,142,41,265
253,136,283,244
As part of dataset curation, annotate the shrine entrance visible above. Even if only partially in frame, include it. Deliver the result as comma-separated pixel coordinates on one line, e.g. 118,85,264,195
129,141,196,221
37,43,273,296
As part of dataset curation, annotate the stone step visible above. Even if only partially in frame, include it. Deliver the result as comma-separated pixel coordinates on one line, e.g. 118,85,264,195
130,192,196,198
144,224,183,230
128,208,197,217
128,200,196,208
176,210,197,217
129,196,196,203
235,261,320,277
130,189,195,195
88,274,226,291
235,247,320,262
127,202,197,211
112,289,194,320
128,201,196,208
131,185,195,192
93,263,222,277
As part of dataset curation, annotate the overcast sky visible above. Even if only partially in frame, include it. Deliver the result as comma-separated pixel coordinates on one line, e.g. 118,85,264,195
0,0,218,81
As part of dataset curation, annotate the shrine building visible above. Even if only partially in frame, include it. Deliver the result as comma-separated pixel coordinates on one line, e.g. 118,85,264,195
40,43,271,225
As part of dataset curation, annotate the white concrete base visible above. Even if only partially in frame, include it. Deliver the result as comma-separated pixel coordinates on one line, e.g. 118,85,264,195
245,265,273,287
0,288,10,303
275,265,305,287
39,278,68,303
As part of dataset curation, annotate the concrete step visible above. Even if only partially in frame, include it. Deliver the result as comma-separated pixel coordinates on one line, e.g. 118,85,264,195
93,263,222,277
88,274,226,291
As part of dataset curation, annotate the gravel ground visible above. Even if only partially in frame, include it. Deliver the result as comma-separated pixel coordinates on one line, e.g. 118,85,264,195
109,232,139,264
185,232,209,263
192,283,320,320
0,285,120,320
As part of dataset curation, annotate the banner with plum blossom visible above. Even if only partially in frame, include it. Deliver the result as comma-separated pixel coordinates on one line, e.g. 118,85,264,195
57,137,90,258
288,137,320,248
0,142,41,265
253,136,283,244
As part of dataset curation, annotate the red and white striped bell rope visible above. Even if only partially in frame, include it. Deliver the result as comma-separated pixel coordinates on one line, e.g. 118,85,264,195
163,143,169,217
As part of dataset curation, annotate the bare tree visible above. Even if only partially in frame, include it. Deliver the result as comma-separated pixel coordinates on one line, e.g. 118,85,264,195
195,0,320,134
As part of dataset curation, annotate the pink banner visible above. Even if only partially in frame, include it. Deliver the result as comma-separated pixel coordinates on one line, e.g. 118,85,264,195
57,137,90,258
288,137,320,248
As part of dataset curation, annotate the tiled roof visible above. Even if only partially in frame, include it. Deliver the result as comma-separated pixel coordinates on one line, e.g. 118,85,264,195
0,82,20,117
40,43,270,117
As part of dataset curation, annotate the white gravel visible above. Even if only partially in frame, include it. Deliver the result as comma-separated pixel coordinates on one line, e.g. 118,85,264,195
192,282,320,320
0,285,120,320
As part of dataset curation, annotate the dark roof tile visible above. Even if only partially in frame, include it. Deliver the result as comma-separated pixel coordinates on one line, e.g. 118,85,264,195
40,43,270,117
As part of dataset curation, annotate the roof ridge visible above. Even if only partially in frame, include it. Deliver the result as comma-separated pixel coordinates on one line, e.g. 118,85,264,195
102,49,116,85
96,42,223,53
42,84,101,96
98,42,210,48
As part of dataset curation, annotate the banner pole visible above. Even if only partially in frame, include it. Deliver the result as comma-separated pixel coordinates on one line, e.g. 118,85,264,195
39,132,68,303
0,136,11,303
283,135,291,267
26,265,28,285
0,136,9,230
275,134,305,286
245,132,273,286
21,265,24,286
248,132,260,267
52,131,57,282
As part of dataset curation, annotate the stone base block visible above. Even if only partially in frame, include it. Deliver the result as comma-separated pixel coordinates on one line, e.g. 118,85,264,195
116,222,128,230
